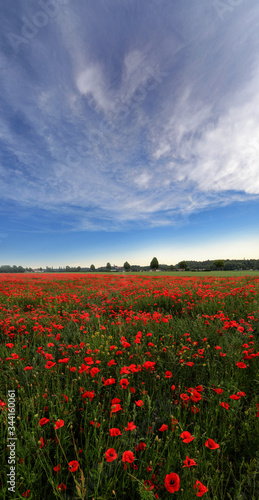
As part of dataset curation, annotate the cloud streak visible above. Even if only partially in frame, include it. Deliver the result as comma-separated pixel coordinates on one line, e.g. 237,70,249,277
0,0,259,232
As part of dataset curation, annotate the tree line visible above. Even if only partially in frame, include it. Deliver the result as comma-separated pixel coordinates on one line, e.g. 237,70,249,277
0,258,259,273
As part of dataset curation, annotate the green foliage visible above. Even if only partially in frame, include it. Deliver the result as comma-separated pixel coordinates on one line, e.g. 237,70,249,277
123,261,131,271
150,257,159,270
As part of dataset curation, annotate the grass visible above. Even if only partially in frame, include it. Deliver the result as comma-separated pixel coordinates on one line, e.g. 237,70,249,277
0,273,258,499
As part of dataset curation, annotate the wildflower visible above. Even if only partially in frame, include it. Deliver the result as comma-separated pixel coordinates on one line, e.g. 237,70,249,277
159,424,168,432
109,428,122,436
165,371,173,378
122,451,135,463
135,400,144,407
164,473,180,493
105,448,117,462
194,480,208,497
120,378,129,389
183,456,197,467
39,418,50,426
54,419,64,430
205,439,219,450
57,484,66,492
135,442,146,451
53,464,61,474
180,431,195,443
220,402,229,410
125,421,137,431
68,460,79,472
236,362,247,369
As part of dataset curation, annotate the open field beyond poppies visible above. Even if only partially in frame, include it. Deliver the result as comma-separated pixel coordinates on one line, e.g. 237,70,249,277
0,273,258,499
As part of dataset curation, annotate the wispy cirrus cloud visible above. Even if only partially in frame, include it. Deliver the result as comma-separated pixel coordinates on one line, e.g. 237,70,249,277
0,0,258,234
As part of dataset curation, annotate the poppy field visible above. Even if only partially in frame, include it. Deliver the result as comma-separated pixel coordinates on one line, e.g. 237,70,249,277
0,273,258,499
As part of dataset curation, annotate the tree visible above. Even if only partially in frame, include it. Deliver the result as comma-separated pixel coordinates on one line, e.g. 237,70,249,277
66,265,71,272
150,257,159,271
213,260,225,270
90,264,95,271
76,266,81,272
124,261,131,272
106,262,111,272
178,261,187,270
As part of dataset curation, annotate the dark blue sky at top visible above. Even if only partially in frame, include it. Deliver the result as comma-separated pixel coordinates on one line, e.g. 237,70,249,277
0,0,259,266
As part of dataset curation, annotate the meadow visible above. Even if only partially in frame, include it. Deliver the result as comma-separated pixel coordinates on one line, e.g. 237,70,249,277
0,273,258,499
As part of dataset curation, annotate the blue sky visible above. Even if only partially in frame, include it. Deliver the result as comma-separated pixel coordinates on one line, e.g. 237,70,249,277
0,0,259,268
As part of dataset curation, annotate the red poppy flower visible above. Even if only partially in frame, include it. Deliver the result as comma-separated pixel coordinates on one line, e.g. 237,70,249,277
22,490,30,497
122,450,135,463
109,428,122,436
125,421,137,431
194,480,208,497
135,442,146,451
54,419,64,430
23,366,33,371
135,400,144,407
82,391,95,401
110,404,122,413
90,367,100,377
68,460,79,472
120,378,129,389
229,394,240,400
180,431,195,443
45,361,56,369
53,464,61,474
180,393,189,402
213,388,223,394
220,402,229,410
164,473,180,493
103,377,116,386
205,438,219,450
237,391,245,397
183,456,197,468
165,371,173,378
39,418,50,426
57,484,66,492
236,362,247,369
159,424,168,432
105,448,117,463
39,437,44,448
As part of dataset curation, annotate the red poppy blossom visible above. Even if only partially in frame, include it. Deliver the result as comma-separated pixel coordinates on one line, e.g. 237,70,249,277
236,362,247,369
125,421,137,431
135,400,144,407
220,402,229,410
120,378,129,389
110,404,122,413
105,448,117,463
135,442,146,451
109,428,122,436
39,418,50,426
213,388,223,394
159,424,168,432
22,491,30,498
180,431,195,443
57,484,66,492
205,438,219,450
165,371,173,378
68,460,79,472
122,450,135,463
164,473,180,493
45,361,56,369
183,456,197,468
53,464,61,474
229,394,241,400
194,480,209,497
54,419,64,430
